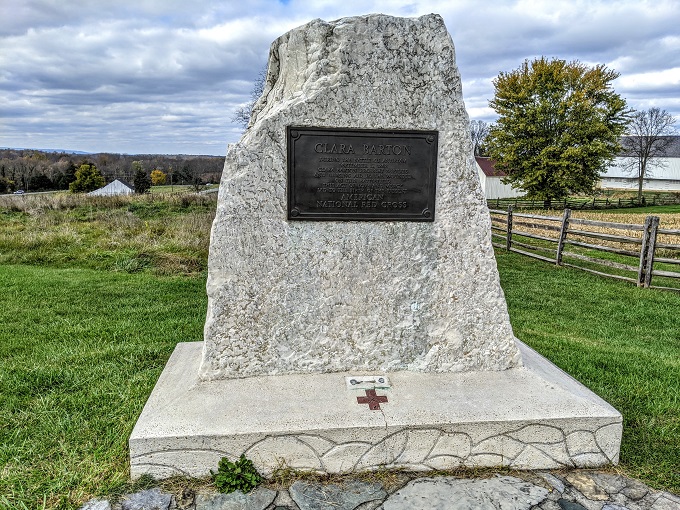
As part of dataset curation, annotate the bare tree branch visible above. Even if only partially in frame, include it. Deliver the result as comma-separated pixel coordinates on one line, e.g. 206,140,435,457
231,67,268,130
469,120,491,156
620,108,677,200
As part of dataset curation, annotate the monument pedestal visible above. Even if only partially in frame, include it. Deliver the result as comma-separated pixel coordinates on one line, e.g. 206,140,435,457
129,341,621,479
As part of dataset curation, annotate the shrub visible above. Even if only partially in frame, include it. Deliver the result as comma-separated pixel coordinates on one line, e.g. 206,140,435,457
69,163,105,193
212,454,262,494
0,176,16,193
151,169,167,186
133,169,152,194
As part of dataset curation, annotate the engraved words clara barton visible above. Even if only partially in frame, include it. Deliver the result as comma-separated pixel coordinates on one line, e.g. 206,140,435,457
287,127,438,221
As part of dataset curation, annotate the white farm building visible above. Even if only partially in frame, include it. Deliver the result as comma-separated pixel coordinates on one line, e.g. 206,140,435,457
598,136,680,192
475,157,524,199
88,179,134,196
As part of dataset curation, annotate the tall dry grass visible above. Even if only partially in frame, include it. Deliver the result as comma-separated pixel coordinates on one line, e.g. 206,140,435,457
0,191,217,214
573,211,680,241
0,192,217,275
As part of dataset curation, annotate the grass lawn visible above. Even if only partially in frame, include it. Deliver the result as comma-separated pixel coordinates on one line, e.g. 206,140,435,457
0,193,678,508
0,265,206,509
496,250,679,492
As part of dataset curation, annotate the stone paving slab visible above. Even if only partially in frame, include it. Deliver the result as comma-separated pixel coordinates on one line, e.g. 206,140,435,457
382,476,548,510
120,488,171,510
83,470,679,510
80,499,112,510
289,480,386,510
195,487,276,510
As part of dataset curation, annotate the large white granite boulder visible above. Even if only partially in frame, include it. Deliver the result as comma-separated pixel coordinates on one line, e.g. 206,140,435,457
201,13,522,380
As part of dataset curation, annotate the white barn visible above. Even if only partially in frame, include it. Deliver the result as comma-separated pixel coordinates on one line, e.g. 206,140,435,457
475,157,524,199
598,136,680,192
88,179,134,196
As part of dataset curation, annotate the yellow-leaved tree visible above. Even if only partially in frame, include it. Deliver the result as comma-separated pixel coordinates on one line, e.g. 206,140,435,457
150,169,167,186
486,57,630,207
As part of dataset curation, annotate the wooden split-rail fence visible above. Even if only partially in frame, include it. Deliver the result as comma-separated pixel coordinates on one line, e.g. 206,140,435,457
490,207,680,291
487,195,680,211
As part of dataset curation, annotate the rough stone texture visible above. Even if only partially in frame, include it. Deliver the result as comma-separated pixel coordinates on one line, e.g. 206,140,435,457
273,490,300,510
538,501,563,510
566,472,611,501
120,488,172,510
194,488,276,510
557,500,588,510
620,479,650,501
650,493,680,510
81,471,679,510
538,472,566,494
201,13,522,380
289,480,387,510
80,499,111,510
354,501,383,510
382,476,548,510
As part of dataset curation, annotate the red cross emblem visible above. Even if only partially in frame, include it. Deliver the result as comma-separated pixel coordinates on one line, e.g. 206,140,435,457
356,389,388,410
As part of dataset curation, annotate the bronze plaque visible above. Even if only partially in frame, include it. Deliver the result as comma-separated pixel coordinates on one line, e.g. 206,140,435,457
287,127,438,221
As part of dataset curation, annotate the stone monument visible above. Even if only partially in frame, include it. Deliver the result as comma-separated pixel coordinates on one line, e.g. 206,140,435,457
130,13,622,479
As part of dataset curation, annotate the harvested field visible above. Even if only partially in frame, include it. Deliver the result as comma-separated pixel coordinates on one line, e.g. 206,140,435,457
493,209,680,253
490,207,680,290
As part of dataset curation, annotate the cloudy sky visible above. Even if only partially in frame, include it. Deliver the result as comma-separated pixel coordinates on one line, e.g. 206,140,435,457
1,0,678,155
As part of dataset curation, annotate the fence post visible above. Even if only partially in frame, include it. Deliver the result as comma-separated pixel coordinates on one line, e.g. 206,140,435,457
506,205,513,251
643,216,660,288
637,216,651,286
638,216,655,287
556,208,571,266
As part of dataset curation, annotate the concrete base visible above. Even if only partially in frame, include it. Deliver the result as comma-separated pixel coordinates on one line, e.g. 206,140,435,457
129,342,622,479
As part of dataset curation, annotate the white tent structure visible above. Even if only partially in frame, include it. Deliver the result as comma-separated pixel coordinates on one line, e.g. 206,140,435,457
599,136,680,192
475,157,523,199
88,179,134,196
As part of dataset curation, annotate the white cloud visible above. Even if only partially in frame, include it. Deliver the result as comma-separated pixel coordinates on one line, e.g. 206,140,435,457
617,68,680,94
1,0,679,154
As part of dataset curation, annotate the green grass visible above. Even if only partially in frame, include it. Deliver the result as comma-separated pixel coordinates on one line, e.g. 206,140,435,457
496,249,679,491
0,193,678,507
0,265,206,509
149,185,193,193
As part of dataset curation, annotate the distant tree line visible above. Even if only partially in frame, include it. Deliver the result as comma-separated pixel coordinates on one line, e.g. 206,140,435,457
0,150,224,194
